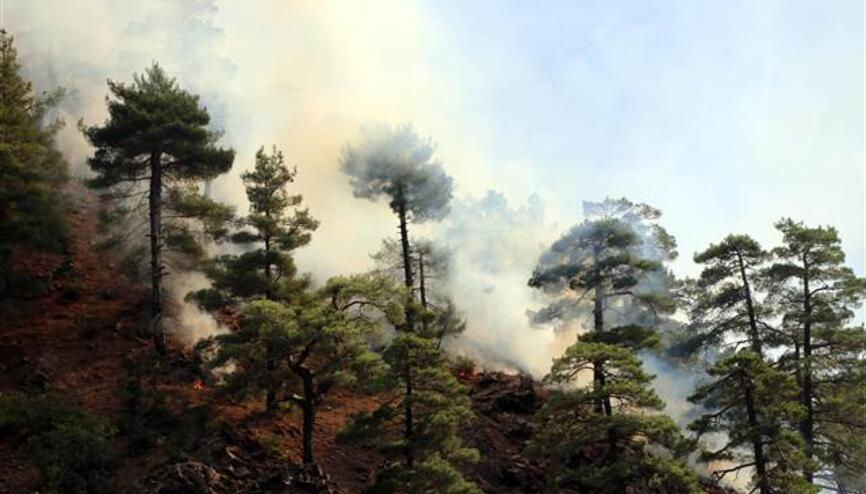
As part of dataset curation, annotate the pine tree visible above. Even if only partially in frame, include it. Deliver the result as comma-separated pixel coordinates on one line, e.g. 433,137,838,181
192,146,318,309
529,199,674,415
370,238,465,347
532,342,700,493
684,233,821,493
190,146,317,412
685,235,787,493
84,63,234,354
528,199,695,490
339,332,480,494
208,274,403,465
341,123,454,468
688,351,815,494
340,123,453,332
766,219,866,486
0,30,67,295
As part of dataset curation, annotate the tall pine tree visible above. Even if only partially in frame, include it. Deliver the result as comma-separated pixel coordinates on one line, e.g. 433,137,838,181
529,199,674,415
766,219,866,487
340,123,453,332
340,332,480,494
341,123,455,468
84,63,234,354
528,198,695,491
190,146,317,412
684,235,813,493
0,30,68,295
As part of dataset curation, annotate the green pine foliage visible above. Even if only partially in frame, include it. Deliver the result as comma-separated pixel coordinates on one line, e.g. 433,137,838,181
83,63,234,354
191,145,318,412
191,145,318,310
683,222,866,492
528,199,697,492
0,392,116,494
201,274,403,464
0,30,68,296
765,219,866,485
340,332,481,494
532,342,700,493
684,234,814,493
688,352,816,494
689,235,770,354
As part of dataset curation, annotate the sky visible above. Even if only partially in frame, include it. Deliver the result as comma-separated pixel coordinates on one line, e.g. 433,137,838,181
3,0,864,365
423,0,865,278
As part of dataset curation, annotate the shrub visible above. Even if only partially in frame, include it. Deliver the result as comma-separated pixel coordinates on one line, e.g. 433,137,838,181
450,354,477,378
0,392,116,493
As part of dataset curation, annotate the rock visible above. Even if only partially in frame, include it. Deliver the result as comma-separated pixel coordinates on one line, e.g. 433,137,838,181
137,427,341,494
100,288,118,300
147,460,232,494
462,372,548,493
471,372,542,415
15,356,55,391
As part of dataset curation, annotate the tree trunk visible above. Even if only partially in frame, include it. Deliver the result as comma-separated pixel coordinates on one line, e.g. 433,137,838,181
396,198,414,331
404,351,414,468
735,250,769,493
418,251,429,334
801,264,815,483
149,151,166,355
741,365,769,494
396,197,415,468
793,340,803,389
264,232,276,413
593,280,611,416
736,250,763,357
265,343,277,414
301,372,316,465
263,227,272,300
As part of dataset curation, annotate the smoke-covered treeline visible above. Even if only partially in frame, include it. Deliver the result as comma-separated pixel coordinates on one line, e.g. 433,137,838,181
2,3,864,494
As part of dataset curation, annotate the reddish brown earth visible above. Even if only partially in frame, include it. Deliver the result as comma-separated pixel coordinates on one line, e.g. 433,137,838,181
0,182,151,493
0,183,739,494
0,183,385,494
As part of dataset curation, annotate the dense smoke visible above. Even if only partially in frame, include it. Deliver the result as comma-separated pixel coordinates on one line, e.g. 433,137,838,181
164,272,229,346
5,0,708,395
8,0,237,171
434,191,566,377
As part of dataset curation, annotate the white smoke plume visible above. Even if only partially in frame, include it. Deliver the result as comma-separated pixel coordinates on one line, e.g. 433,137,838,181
164,271,229,346
4,0,526,347
434,191,566,378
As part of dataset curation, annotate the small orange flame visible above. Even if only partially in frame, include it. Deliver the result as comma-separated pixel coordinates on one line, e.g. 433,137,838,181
192,379,205,390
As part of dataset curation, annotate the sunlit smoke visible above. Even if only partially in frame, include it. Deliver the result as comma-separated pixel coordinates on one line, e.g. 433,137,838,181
164,271,228,346
435,191,564,378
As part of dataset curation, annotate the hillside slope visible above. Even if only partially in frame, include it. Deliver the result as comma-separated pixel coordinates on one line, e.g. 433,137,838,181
0,183,738,494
